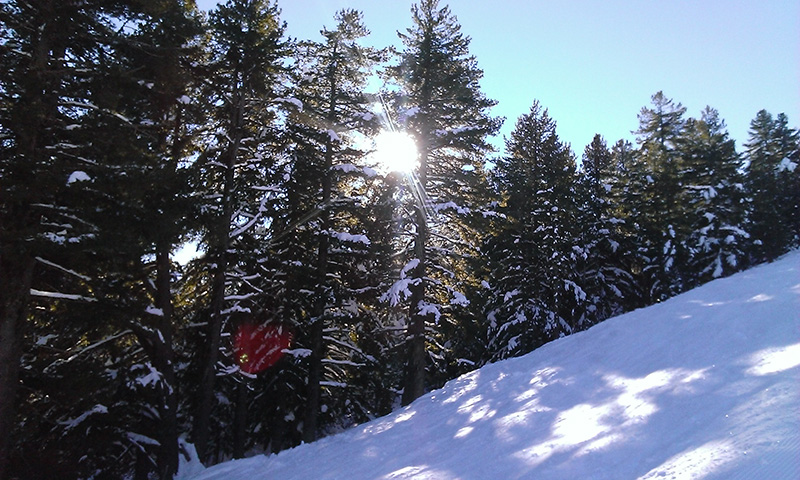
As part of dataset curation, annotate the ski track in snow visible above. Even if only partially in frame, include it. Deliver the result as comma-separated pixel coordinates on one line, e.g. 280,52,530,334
187,251,800,480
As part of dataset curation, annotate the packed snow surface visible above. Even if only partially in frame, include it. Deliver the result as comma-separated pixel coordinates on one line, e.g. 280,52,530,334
188,251,800,480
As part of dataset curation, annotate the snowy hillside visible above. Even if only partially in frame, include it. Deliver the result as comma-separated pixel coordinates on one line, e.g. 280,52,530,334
187,251,800,480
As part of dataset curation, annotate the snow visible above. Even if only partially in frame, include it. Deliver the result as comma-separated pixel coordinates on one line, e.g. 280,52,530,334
381,259,422,306
399,106,420,121
178,439,205,479
30,289,95,302
334,163,358,173
777,157,797,172
434,125,480,137
190,250,800,480
283,348,312,358
450,290,469,306
221,305,252,315
67,170,91,184
432,201,470,215
417,302,441,322
327,129,341,142
381,278,414,307
319,381,348,388
330,231,371,245
35,334,57,346
400,259,420,279
60,404,108,431
134,363,164,389
128,432,160,447
275,97,303,111
35,256,91,281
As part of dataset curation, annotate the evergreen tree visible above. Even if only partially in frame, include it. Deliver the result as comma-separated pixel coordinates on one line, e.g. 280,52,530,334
483,101,581,361
115,5,206,477
576,134,636,324
298,10,380,442
190,0,290,462
286,8,385,442
681,107,750,284
4,1,798,473
1,1,206,477
91,3,206,477
744,110,800,262
601,139,649,311
0,1,58,473
632,91,689,302
0,1,129,475
386,0,501,404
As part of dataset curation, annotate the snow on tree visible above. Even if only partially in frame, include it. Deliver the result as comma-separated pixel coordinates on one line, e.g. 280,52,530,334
385,0,501,404
483,101,582,361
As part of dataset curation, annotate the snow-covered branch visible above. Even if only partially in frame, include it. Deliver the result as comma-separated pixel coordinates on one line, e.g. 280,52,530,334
36,257,91,281
30,289,95,302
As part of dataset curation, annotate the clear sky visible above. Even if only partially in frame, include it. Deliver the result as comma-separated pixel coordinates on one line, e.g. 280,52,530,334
197,0,799,156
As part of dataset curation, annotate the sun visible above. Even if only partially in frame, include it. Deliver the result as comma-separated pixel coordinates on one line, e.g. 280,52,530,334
373,131,419,174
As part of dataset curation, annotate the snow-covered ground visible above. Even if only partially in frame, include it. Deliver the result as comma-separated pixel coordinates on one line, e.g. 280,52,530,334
186,251,800,480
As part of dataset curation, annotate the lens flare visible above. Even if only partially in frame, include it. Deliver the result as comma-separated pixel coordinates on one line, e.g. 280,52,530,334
373,131,419,173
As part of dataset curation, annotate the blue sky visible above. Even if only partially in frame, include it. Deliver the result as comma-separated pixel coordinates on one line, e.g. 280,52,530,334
197,0,799,156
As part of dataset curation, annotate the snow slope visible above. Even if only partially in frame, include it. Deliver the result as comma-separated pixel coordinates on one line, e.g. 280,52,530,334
188,251,800,480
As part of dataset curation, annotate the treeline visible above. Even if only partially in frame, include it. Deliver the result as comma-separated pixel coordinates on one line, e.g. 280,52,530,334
0,0,797,478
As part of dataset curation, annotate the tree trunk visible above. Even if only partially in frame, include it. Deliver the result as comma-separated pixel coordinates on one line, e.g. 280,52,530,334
303,53,337,442
0,9,56,477
302,153,331,443
154,240,179,480
402,143,429,406
194,93,243,462
270,382,289,454
232,379,249,459
302,312,324,443
0,254,35,480
193,162,233,461
402,205,428,406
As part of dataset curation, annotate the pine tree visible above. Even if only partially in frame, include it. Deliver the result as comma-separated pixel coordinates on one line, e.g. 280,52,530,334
386,0,501,404
744,110,800,262
284,8,385,442
607,138,648,311
576,134,636,324
83,1,206,476
190,0,290,462
1,1,206,477
0,3,51,473
119,7,203,480
632,91,689,302
0,1,121,475
681,107,750,284
483,101,581,361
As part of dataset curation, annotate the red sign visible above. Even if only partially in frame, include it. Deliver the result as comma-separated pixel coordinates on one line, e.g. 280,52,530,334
234,323,292,374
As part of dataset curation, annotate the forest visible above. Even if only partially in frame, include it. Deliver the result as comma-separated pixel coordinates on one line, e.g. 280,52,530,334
1,0,798,478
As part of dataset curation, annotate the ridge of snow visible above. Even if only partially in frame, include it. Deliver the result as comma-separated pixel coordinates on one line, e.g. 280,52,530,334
59,404,108,432
67,171,91,185
189,250,800,480
329,231,371,245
